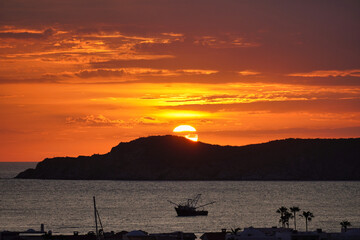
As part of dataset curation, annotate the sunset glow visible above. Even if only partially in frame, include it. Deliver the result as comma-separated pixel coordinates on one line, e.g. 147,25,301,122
184,134,199,142
0,1,359,162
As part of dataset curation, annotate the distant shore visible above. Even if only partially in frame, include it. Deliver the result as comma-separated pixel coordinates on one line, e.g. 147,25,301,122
15,136,360,180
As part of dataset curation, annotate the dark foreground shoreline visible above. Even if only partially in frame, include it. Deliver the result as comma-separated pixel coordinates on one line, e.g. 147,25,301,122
2,226,360,240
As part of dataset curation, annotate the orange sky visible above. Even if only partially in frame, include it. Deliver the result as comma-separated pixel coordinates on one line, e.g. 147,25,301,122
1,0,360,162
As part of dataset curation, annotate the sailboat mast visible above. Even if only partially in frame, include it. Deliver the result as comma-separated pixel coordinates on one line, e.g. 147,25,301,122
93,196,98,237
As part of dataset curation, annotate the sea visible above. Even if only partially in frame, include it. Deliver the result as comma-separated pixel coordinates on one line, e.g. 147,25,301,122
0,162,359,235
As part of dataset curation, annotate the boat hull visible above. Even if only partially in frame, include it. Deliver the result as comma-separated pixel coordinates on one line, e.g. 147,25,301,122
175,207,208,216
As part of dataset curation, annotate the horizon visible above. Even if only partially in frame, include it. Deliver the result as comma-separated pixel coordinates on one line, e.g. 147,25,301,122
1,0,360,162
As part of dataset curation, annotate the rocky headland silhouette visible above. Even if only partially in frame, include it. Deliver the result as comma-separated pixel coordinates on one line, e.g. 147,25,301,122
16,135,360,180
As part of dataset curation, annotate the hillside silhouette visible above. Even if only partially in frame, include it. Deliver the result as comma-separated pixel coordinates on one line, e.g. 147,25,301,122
16,135,360,180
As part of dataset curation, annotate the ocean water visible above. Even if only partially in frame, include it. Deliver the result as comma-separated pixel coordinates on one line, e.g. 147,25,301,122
0,163,359,235
0,162,37,179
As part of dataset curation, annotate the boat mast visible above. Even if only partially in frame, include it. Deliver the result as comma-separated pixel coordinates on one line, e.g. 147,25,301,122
196,201,216,209
93,196,104,239
93,196,99,237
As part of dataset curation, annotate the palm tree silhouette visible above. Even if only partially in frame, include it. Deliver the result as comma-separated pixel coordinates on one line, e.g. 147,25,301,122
282,211,292,228
340,220,351,232
276,206,290,228
300,211,314,232
290,206,301,230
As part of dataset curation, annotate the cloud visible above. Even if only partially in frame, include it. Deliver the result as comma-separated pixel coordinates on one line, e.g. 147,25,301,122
75,69,125,78
164,94,240,103
193,35,260,48
160,98,360,114
1,2,360,87
238,70,261,76
288,69,360,78
162,32,184,37
135,116,166,125
65,115,124,127
0,28,55,39
65,114,168,128
0,26,179,63
0,76,63,84
176,69,218,75
203,126,360,139
48,68,219,81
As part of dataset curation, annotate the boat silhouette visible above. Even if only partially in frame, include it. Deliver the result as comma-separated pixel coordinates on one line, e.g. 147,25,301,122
168,194,215,216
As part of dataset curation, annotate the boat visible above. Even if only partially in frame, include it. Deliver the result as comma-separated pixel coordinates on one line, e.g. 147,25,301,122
93,196,104,239
168,194,215,216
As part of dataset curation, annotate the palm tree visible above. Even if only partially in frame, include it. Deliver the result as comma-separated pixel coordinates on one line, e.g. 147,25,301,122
282,211,292,228
300,211,314,232
277,206,290,228
290,206,301,230
340,220,351,232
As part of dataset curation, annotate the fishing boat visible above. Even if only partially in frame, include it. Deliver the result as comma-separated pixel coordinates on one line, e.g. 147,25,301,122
168,194,215,216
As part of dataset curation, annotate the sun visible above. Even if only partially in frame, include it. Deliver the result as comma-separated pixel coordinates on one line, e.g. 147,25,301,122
173,125,196,132
173,125,199,142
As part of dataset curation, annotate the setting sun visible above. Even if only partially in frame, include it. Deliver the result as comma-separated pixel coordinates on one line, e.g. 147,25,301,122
173,125,196,132
173,125,199,141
